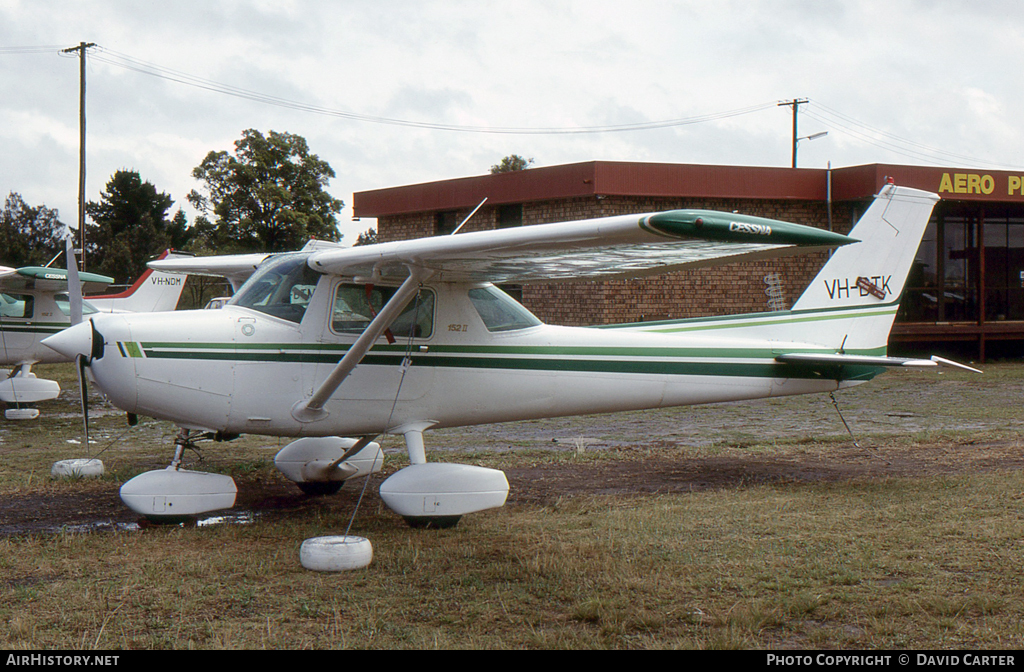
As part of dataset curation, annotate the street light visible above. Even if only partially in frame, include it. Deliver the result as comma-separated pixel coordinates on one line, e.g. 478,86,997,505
794,131,828,168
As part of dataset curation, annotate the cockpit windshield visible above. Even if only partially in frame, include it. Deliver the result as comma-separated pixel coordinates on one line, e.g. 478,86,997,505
230,253,322,323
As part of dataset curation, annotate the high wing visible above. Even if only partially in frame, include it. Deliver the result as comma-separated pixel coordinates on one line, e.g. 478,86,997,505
305,210,857,284
0,266,113,294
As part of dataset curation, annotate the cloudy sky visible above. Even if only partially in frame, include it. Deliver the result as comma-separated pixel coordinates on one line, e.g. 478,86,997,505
2,0,1023,243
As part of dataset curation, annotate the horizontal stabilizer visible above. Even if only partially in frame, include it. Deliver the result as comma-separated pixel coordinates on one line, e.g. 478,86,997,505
776,352,981,373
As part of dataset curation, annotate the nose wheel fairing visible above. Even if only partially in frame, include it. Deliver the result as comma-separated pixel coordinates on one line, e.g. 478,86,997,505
119,428,238,520
119,466,238,519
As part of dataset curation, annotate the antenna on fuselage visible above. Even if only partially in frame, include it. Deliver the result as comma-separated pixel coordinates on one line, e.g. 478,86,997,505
450,197,488,235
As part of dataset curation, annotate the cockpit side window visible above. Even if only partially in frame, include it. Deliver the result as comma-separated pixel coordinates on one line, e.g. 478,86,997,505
468,286,541,332
332,284,434,339
0,293,34,319
230,253,322,324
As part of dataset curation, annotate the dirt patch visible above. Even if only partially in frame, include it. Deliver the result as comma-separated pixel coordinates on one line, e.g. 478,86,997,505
505,438,1024,504
2,438,1021,535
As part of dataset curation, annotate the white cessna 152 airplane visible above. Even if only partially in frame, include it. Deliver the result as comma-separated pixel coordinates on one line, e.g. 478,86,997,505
44,183,974,527
0,250,188,419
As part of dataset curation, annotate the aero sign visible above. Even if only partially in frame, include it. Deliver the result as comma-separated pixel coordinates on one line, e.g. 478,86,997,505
938,172,1024,196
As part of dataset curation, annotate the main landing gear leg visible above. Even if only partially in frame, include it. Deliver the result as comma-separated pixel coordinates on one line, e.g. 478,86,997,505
170,428,189,469
404,427,427,466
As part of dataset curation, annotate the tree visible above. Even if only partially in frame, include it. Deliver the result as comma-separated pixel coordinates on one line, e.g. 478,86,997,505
0,192,67,268
85,170,186,284
188,129,344,253
354,227,377,246
490,154,534,174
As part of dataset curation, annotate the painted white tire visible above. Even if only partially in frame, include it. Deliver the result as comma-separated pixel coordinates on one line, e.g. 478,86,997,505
299,535,373,571
51,458,104,478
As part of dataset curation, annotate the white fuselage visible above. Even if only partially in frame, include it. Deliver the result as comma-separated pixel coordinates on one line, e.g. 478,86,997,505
78,278,869,438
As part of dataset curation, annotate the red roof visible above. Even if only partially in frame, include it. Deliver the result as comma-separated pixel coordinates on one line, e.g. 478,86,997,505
353,161,1024,217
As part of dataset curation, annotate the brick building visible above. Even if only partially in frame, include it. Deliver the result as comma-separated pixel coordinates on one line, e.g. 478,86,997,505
353,161,1024,360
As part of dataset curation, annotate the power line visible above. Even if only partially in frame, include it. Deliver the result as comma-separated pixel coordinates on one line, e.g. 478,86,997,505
86,46,777,135
804,100,1024,170
6,44,1022,168
0,45,67,54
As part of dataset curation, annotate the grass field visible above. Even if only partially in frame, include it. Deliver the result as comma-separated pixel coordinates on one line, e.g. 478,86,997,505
0,361,1022,649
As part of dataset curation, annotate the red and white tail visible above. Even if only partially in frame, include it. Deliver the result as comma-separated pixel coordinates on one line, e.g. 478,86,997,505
87,250,190,314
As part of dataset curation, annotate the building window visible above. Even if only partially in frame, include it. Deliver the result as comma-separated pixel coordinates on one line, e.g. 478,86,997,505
901,207,1024,323
902,213,977,323
435,211,458,236
498,204,523,229
983,215,1024,321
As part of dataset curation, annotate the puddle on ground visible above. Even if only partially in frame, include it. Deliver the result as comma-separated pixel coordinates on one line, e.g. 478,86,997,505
195,510,259,527
5,510,260,537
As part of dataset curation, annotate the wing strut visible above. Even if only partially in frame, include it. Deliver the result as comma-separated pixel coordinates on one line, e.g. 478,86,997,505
291,269,429,423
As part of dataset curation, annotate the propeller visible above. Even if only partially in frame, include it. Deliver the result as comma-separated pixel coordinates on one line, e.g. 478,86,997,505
65,236,91,447
74,353,90,447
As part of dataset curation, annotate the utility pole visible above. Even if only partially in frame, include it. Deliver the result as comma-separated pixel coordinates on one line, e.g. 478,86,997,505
779,98,808,168
61,41,96,270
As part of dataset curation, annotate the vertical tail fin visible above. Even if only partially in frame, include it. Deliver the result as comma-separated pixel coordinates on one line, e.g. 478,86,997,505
791,184,939,352
86,251,190,314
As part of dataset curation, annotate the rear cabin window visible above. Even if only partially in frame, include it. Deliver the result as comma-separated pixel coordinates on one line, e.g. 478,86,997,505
56,294,98,317
468,286,541,332
332,284,434,339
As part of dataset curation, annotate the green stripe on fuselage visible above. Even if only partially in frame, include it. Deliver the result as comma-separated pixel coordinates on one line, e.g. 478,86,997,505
129,341,882,382
0,322,69,335
597,304,898,335
126,304,893,382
